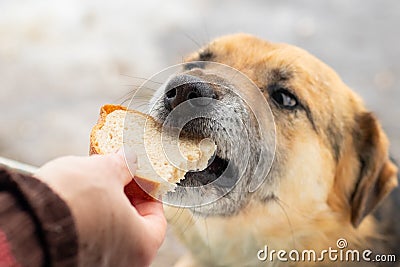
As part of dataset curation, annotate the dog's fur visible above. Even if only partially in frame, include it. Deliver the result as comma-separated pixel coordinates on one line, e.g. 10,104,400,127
150,34,399,266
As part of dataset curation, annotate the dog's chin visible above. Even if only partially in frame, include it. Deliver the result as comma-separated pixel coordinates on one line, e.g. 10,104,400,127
169,153,242,217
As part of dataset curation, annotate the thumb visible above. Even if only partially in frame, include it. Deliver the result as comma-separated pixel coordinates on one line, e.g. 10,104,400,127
116,147,137,185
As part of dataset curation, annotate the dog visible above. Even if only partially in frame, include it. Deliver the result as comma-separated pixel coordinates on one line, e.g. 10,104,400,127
148,34,399,266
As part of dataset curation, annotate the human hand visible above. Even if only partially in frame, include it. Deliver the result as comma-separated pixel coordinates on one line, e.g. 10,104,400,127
34,149,166,267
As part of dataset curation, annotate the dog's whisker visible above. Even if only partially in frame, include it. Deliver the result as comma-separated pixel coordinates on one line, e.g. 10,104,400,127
119,74,163,85
114,86,147,102
173,197,186,223
180,214,194,235
273,197,297,249
181,32,203,50
203,215,212,259
202,20,211,45
173,207,185,225
119,85,158,89
117,90,155,106
166,195,188,228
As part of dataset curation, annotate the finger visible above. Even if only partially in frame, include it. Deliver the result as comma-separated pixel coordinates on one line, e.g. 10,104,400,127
117,146,137,182
134,199,165,220
89,153,136,186
33,156,80,182
117,147,137,185
125,203,166,264
135,201,167,241
114,151,136,187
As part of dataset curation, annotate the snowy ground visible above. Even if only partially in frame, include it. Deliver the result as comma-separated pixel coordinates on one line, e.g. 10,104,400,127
0,1,399,266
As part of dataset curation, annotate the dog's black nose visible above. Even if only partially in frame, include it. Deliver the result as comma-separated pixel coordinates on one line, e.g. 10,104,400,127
164,74,216,110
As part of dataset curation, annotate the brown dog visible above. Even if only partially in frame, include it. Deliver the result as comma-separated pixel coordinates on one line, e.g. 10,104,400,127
149,34,399,266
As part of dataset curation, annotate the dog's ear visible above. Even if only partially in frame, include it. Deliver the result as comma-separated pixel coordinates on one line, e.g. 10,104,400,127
350,112,398,227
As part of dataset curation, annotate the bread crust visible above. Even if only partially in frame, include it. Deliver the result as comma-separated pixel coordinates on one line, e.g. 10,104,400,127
89,104,127,155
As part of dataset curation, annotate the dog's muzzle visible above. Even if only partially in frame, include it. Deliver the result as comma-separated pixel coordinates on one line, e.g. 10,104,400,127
162,74,233,187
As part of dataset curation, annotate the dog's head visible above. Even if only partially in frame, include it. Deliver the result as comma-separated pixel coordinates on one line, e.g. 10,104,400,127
150,34,398,227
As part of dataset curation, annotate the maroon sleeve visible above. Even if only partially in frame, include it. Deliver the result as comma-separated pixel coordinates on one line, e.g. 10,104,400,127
0,167,78,267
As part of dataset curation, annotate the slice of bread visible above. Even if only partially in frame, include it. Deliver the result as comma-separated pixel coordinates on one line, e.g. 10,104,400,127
90,104,216,199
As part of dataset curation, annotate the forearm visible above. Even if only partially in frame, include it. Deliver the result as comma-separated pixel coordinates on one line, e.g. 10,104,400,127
0,167,78,267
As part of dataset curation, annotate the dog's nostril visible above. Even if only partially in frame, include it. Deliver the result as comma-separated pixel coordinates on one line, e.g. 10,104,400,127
164,74,216,110
166,88,177,99
187,91,199,99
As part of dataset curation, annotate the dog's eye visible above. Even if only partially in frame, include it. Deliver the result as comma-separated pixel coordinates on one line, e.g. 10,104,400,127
271,89,298,109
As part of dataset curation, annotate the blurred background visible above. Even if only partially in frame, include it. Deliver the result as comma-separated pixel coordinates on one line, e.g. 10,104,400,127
0,0,399,265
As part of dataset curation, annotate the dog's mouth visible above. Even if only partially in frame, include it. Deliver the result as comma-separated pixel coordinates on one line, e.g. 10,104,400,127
178,155,229,187
154,111,241,190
